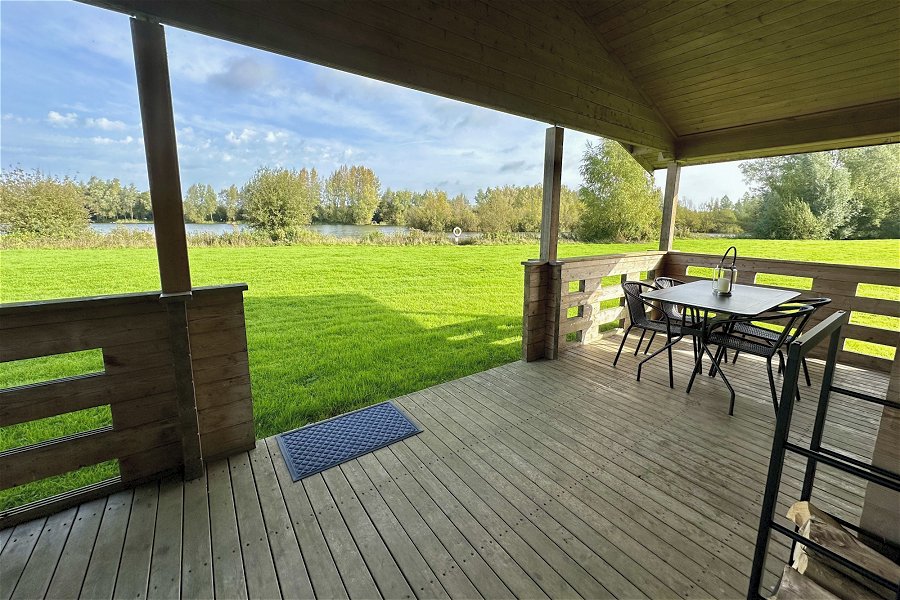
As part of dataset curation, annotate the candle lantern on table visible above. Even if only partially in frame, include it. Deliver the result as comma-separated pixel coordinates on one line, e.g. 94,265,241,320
712,246,737,296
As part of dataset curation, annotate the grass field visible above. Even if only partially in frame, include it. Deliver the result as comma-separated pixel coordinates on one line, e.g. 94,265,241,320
1,238,898,508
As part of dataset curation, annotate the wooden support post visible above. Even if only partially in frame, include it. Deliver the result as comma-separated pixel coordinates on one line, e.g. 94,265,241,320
659,163,681,252
539,126,564,263
131,18,202,479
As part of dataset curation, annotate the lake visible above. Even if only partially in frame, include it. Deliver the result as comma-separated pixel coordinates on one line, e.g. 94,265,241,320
90,222,418,238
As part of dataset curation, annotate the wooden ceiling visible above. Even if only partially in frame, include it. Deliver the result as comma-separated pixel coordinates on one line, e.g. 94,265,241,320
82,0,899,169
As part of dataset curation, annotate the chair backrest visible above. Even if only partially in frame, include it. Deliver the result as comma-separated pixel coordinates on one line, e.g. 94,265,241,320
759,302,818,348
779,297,831,341
654,277,685,289
621,281,656,326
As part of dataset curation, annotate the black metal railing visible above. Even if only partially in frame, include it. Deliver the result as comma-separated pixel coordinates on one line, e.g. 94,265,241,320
747,310,900,599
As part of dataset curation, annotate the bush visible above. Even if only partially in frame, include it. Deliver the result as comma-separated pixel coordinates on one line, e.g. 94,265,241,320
242,167,318,237
0,168,90,237
762,198,823,239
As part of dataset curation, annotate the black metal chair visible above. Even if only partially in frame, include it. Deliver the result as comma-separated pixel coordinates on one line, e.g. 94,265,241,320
613,281,699,389
729,297,832,387
688,301,816,415
641,277,698,355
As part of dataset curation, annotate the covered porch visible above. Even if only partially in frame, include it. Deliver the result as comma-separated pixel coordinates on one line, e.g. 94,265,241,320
1,334,889,599
1,1,898,598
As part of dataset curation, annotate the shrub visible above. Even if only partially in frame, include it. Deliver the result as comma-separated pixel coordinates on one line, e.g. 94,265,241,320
0,168,90,237
242,167,318,237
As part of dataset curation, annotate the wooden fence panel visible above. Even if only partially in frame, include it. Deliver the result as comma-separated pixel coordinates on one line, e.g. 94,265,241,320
0,283,253,527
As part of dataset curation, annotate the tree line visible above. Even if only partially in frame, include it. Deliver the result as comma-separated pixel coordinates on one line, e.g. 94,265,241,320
2,141,896,241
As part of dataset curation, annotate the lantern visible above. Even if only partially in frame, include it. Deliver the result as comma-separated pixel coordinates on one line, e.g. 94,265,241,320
713,246,738,296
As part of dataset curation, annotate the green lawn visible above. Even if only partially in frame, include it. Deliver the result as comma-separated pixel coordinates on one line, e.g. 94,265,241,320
1,238,898,509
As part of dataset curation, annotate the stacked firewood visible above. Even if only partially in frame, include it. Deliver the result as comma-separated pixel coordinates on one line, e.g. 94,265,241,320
769,501,900,600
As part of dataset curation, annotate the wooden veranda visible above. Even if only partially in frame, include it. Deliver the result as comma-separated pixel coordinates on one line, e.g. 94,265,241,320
1,1,898,598
1,335,890,599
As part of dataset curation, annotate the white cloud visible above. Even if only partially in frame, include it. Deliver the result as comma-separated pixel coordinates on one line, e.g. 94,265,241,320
264,131,287,143
86,117,126,131
91,135,134,145
226,128,256,144
47,111,78,127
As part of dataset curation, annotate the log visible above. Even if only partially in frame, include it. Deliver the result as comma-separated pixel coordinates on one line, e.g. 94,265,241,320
787,501,843,530
796,516,900,599
792,546,882,600
770,566,841,600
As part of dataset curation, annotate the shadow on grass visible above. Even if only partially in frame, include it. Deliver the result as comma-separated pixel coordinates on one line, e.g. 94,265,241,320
244,293,522,439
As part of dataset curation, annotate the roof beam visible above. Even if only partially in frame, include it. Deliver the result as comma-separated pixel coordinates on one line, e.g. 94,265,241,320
672,99,900,167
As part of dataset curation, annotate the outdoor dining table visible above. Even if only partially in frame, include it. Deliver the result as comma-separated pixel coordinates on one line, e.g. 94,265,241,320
641,280,801,398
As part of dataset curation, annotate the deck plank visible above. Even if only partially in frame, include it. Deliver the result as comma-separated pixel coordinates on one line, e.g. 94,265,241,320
147,477,183,600
181,469,214,600
10,508,75,600
248,443,315,600
303,473,382,599
113,482,159,600
0,518,46,600
207,457,249,599
229,453,282,599
46,498,106,600
266,438,348,600
339,460,449,599
80,490,133,599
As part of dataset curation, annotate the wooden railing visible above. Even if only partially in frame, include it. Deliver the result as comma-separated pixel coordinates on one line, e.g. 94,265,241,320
662,252,898,373
523,251,667,360
523,251,899,373
0,284,254,526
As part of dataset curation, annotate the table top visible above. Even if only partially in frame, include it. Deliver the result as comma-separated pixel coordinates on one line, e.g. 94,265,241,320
641,280,800,316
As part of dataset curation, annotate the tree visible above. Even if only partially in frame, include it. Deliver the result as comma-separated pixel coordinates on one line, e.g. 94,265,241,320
576,139,662,242
377,189,416,225
740,152,852,239
241,167,318,238
0,168,90,237
475,186,516,233
449,194,478,231
218,185,241,222
320,165,380,224
840,146,900,238
82,176,122,222
183,183,207,223
405,190,453,231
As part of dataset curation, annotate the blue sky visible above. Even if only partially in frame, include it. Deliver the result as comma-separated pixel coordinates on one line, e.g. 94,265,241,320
1,0,747,204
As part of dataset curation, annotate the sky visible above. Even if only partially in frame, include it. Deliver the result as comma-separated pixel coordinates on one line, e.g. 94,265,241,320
0,0,748,205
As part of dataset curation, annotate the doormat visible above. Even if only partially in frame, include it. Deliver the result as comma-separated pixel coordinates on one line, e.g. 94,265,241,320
276,401,422,481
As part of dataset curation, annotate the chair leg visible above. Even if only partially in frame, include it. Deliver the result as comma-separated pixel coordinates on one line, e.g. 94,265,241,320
690,342,736,414
638,335,682,385
802,358,811,387
634,329,647,356
667,338,674,389
777,350,785,375
766,358,779,414
613,326,632,366
709,344,726,376
644,331,656,354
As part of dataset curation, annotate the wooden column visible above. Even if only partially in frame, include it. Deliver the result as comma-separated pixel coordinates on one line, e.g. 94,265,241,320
658,163,681,251
131,18,202,479
539,126,564,263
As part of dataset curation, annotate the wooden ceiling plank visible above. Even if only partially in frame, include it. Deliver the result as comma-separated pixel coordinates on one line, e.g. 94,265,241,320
658,49,900,112
634,0,880,82
367,0,661,123
637,1,893,93
600,0,710,42
675,100,900,166
570,0,629,21
585,0,682,38
605,0,733,50
622,0,817,73
650,38,899,105
672,71,900,134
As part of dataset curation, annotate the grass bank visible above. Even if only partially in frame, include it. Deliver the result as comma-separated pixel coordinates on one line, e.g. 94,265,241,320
1,238,897,508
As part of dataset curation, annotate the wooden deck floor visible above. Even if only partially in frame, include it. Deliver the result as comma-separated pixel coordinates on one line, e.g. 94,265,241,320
0,333,888,599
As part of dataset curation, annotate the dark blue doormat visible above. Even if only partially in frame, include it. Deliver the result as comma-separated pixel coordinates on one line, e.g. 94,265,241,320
276,401,422,481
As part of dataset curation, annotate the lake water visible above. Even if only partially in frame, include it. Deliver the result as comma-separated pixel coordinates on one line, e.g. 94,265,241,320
90,222,417,238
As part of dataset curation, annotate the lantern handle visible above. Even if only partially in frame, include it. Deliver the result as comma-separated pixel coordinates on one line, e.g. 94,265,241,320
719,246,737,268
